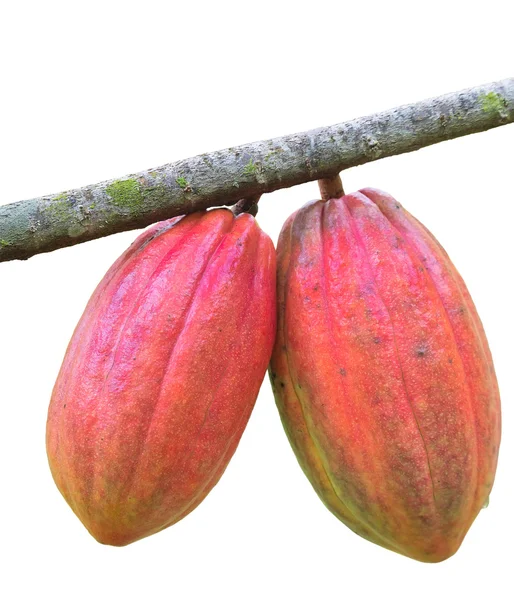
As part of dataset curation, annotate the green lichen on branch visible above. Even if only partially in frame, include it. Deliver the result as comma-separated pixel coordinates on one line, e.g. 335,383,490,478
45,194,74,221
106,179,143,212
264,148,284,162
0,239,10,247
479,92,508,114
175,177,192,192
243,158,257,175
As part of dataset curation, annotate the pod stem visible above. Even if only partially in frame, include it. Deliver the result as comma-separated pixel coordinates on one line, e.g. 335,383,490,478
318,174,345,201
231,195,261,217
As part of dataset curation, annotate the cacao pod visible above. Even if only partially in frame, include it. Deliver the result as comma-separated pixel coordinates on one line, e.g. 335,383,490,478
47,209,276,546
269,188,500,562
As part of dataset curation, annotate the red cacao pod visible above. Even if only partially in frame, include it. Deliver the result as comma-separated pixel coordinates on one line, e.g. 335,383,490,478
47,209,276,546
269,188,500,562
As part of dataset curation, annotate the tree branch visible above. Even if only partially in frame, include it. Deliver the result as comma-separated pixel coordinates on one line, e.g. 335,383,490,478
1,78,513,262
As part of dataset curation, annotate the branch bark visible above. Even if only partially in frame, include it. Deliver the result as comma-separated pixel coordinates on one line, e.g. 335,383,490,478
1,78,513,262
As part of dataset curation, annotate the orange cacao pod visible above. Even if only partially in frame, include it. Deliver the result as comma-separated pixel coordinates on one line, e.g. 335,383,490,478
47,209,276,546
269,188,500,562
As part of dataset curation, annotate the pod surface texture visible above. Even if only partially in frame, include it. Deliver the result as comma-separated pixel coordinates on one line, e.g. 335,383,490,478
269,188,501,562
47,209,276,546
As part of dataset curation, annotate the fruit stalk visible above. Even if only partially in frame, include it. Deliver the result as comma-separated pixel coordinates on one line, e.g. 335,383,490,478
318,175,344,201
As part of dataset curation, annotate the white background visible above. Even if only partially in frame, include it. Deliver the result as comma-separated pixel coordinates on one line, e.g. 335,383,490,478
1,2,513,599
